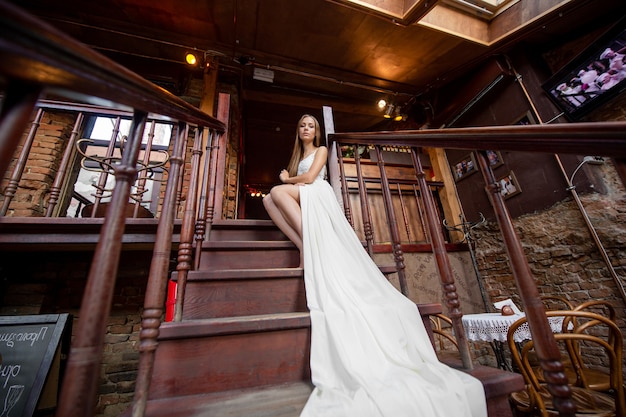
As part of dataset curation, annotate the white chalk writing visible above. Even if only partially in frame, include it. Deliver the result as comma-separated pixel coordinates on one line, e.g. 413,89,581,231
0,326,47,348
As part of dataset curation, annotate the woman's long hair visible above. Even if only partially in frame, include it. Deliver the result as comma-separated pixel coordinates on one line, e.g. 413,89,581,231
286,114,322,176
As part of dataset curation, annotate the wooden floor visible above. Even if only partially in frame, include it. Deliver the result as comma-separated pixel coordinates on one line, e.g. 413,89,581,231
133,382,313,417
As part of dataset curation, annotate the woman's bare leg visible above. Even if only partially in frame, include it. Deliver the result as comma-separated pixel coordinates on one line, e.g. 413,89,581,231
263,185,303,266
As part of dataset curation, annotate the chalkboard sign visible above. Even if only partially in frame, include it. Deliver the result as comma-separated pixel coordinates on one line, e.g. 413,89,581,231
0,314,72,417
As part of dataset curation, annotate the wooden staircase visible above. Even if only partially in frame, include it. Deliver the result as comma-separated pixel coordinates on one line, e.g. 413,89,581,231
125,219,524,417
131,219,315,416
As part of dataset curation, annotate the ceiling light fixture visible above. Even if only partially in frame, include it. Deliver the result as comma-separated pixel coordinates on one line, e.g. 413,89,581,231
383,103,395,118
185,52,198,66
377,99,387,110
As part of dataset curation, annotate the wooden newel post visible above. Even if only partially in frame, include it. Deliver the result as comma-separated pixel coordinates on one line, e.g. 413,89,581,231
475,150,575,416
410,148,473,370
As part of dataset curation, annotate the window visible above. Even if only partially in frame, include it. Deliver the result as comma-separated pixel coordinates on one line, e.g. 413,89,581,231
67,116,173,218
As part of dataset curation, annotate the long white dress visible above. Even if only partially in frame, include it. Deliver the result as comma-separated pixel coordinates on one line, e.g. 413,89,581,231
297,151,488,417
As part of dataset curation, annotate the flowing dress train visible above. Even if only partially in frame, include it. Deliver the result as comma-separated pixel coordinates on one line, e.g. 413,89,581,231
297,151,487,417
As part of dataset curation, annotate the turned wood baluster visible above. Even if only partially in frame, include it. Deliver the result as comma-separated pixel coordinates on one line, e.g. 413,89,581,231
396,183,412,242
131,120,187,417
88,116,122,217
46,112,84,216
1,107,43,216
375,145,408,295
194,129,215,269
410,147,473,370
132,120,156,217
56,110,148,417
0,82,41,182
475,149,574,415
412,184,429,241
354,142,375,255
173,124,186,212
204,93,230,239
174,125,201,322
337,145,353,226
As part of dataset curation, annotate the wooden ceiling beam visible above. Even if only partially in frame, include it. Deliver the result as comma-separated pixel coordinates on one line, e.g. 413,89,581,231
243,89,384,117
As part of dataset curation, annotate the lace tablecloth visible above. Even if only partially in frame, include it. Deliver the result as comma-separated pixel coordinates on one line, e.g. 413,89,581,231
462,313,564,343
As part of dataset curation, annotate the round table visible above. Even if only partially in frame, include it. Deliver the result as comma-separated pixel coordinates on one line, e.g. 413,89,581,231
462,312,566,370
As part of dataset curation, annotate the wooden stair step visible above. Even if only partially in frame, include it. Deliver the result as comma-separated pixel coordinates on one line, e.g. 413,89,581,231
198,241,299,270
174,267,303,281
442,357,525,417
209,219,288,242
150,313,312,399
121,381,313,417
178,268,307,319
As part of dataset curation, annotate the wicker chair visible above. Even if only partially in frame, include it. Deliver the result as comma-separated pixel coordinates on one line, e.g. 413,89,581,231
507,310,625,417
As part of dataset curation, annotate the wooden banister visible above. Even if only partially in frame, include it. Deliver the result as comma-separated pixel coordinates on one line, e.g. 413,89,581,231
0,2,226,416
330,123,626,156
0,1,224,132
328,124,626,415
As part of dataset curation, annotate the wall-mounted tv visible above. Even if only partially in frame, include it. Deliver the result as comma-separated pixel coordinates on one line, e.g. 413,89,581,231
543,19,626,121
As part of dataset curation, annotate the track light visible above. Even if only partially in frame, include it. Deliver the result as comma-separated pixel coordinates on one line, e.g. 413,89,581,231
383,104,395,118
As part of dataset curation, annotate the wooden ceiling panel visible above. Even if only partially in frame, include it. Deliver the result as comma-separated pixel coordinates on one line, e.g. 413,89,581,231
8,0,626,199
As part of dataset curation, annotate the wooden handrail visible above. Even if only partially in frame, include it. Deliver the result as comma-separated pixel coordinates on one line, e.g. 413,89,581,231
330,122,626,156
0,1,225,132
0,2,226,416
329,122,626,417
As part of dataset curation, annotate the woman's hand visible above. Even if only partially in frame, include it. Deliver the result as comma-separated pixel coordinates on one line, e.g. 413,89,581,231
279,169,290,183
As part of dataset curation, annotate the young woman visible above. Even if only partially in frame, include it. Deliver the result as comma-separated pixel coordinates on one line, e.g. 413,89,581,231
264,114,487,417
263,114,327,266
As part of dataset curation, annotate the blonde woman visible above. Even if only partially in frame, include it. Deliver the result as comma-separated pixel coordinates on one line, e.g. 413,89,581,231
264,114,487,417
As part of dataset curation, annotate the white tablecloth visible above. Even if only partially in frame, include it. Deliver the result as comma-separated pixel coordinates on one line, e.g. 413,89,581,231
462,313,564,343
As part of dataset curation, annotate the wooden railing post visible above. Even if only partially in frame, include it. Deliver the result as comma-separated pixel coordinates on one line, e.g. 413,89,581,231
132,120,156,217
354,143,375,255
475,149,574,415
205,93,231,239
194,129,215,268
337,146,353,226
374,145,408,295
45,111,84,216
410,147,473,370
131,120,188,417
88,116,122,217
174,125,201,322
56,110,148,417
1,107,43,215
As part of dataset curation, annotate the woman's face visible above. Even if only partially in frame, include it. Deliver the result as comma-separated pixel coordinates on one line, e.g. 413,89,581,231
298,116,316,143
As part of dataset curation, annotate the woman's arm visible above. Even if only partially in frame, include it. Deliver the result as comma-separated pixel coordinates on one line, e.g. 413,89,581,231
280,146,328,184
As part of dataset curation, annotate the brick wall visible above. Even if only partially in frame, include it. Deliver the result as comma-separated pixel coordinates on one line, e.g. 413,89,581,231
470,159,626,368
1,111,75,216
0,250,155,417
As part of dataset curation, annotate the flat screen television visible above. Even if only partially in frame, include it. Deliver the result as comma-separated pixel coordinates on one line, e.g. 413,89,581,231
543,19,626,121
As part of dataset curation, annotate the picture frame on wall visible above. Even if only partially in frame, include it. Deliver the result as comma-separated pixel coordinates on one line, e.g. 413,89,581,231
542,18,626,121
498,171,521,199
486,150,503,168
452,153,477,182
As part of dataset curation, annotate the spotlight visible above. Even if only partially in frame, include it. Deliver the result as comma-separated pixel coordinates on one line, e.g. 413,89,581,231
383,104,395,118
185,52,198,66
377,99,387,110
